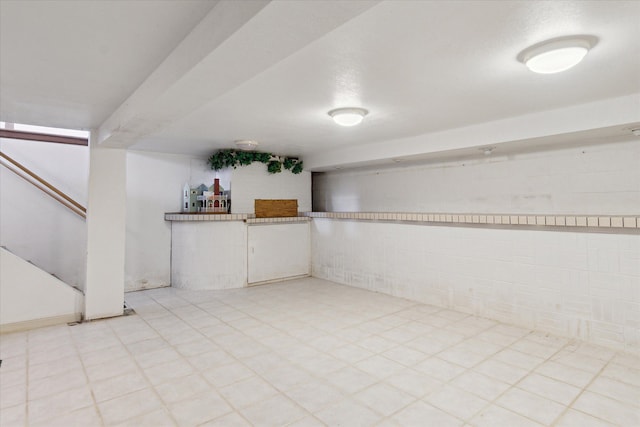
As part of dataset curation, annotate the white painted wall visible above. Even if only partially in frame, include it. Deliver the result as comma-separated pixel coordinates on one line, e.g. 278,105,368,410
313,140,640,215
124,151,310,291
171,221,247,290
0,248,83,331
312,219,640,353
229,163,312,214
248,222,310,284
0,137,88,290
125,150,219,291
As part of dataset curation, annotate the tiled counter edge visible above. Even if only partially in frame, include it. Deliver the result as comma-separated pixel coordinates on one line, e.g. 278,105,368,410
304,212,640,233
164,213,311,224
165,212,639,232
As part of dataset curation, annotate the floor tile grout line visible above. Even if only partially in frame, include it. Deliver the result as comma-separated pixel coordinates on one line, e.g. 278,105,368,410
24,330,31,426
492,349,568,424
141,290,315,426
123,290,639,427
103,319,182,427
70,324,107,427
111,297,256,421
415,327,564,425
139,292,254,424
549,350,619,427
485,337,608,427
316,306,531,424
146,286,431,424
10,280,640,427
23,328,99,426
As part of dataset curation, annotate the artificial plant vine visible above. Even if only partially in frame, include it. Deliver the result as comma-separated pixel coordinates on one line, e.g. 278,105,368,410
208,149,303,174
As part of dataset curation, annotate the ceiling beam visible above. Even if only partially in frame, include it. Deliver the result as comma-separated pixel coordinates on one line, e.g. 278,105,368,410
97,0,380,149
304,94,640,171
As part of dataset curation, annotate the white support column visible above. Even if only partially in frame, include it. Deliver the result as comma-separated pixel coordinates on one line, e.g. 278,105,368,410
84,141,126,320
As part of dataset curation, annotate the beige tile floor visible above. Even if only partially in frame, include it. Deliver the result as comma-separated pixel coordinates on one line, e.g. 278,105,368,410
1,277,639,427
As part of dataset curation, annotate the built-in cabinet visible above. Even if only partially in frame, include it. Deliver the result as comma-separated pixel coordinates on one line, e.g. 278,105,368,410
248,223,310,285
167,214,310,290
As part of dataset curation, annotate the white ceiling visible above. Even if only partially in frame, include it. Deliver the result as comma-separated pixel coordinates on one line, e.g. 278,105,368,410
0,0,217,130
1,0,639,171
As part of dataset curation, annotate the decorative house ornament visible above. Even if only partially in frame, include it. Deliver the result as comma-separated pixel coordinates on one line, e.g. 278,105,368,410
200,178,228,213
208,149,303,174
182,183,202,213
182,181,230,213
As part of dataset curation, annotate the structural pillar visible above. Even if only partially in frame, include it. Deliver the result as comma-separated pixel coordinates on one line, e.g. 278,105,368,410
84,140,126,320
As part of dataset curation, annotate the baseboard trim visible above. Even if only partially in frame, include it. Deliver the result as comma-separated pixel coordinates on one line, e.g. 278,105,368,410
125,283,170,293
0,313,82,334
248,273,310,287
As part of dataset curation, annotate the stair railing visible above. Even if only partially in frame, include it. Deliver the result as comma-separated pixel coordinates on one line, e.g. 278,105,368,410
0,151,86,219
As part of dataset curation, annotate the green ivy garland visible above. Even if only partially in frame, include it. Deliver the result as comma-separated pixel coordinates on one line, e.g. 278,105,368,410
208,149,303,174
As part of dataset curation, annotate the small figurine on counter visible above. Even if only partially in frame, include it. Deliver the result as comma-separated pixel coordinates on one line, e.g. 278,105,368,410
183,179,230,213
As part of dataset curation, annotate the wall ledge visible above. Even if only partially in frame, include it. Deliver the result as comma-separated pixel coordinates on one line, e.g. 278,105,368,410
165,212,311,223
306,212,640,234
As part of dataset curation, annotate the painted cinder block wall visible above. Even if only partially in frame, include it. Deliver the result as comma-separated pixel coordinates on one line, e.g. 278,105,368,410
311,140,640,353
313,140,640,215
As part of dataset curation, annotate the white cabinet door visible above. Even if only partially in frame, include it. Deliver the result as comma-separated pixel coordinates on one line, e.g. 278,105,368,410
247,223,310,284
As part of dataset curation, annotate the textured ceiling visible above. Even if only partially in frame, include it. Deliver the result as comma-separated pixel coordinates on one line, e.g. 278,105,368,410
1,0,639,170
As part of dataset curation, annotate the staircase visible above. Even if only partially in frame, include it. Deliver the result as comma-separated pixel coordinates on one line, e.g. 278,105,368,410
0,135,88,332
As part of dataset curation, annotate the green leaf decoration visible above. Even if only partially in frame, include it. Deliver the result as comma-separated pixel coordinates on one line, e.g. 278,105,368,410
291,161,304,174
208,149,303,174
283,157,295,170
267,160,282,174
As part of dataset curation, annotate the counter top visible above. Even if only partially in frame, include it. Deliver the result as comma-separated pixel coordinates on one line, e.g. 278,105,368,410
166,211,638,233
164,212,311,224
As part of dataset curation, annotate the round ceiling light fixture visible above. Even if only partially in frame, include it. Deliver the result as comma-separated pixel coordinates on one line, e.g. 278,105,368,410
235,139,259,151
517,35,597,74
328,107,368,126
481,147,495,156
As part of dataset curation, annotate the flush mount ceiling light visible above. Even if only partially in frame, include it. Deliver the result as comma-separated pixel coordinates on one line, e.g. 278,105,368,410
517,35,597,74
235,139,259,151
328,107,368,126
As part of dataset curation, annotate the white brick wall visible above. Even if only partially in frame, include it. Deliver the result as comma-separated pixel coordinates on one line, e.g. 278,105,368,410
311,219,640,353
313,140,640,215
